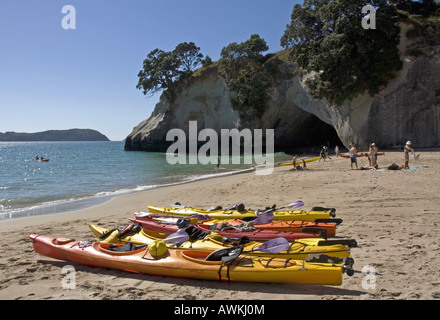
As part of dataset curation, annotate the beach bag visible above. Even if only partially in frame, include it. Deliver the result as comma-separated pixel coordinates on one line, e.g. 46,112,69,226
387,163,401,170
183,225,210,241
208,205,222,211
177,218,190,229
118,223,142,238
108,242,137,252
228,203,245,212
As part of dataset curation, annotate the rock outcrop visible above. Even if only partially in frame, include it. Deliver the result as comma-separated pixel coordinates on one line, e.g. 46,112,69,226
124,64,341,153
295,23,440,150
125,23,440,152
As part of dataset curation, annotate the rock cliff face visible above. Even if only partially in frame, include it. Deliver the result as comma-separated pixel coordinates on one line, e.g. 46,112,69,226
125,24,440,152
124,64,341,153
296,23,440,150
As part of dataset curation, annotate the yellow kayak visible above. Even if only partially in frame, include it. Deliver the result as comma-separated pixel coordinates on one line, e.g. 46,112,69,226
89,224,354,262
278,156,321,167
147,205,335,222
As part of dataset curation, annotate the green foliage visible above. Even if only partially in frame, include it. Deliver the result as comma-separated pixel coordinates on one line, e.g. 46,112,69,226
201,55,213,68
173,42,204,79
218,35,271,117
390,0,440,17
137,42,204,98
281,0,403,105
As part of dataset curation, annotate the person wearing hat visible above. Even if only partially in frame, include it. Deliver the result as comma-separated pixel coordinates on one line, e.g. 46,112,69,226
369,143,379,168
404,141,414,169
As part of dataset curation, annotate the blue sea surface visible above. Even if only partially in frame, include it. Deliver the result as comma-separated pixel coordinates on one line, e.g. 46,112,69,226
0,141,292,220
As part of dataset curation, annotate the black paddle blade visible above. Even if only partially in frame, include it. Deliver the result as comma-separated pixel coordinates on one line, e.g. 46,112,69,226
314,218,343,225
301,227,328,239
317,239,358,248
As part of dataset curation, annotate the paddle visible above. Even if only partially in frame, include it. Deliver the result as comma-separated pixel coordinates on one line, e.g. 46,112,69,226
275,201,305,211
255,200,305,217
253,212,274,225
317,239,358,248
244,237,291,254
162,229,190,245
314,218,343,225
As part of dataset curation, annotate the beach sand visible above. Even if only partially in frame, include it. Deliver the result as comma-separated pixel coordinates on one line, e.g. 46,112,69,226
1,150,439,300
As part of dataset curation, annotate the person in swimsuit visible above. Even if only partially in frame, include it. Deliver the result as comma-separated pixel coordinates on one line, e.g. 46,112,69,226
369,143,378,168
349,145,358,170
404,141,414,169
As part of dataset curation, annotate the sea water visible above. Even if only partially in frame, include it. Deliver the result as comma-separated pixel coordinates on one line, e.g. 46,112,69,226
0,141,293,221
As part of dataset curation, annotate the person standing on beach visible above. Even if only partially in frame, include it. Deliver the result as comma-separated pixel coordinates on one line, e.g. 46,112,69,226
319,146,325,162
325,146,331,160
335,146,340,157
369,143,379,168
404,141,414,169
349,145,358,169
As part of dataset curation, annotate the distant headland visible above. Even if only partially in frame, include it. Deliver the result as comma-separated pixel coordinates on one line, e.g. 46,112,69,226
0,129,110,141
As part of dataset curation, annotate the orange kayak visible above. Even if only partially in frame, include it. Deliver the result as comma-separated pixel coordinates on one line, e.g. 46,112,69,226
29,234,348,285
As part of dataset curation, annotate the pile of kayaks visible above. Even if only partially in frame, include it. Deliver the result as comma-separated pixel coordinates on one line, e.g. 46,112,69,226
30,201,357,286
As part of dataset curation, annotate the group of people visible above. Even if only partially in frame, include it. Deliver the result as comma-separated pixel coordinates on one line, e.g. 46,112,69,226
349,141,416,170
291,156,308,170
288,141,417,171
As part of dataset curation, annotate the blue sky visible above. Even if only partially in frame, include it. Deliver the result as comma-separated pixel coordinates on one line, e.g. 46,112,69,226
0,1,299,141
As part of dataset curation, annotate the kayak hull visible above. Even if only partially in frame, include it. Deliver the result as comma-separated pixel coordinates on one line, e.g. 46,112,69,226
89,224,353,261
30,234,344,285
147,206,334,222
278,156,321,167
195,224,322,241
133,214,337,237
129,218,324,241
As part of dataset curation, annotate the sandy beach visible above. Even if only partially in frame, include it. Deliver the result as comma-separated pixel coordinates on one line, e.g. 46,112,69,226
1,150,439,301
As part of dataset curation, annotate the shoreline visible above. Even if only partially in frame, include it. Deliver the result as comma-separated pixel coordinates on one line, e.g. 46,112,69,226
0,165,257,223
0,165,261,232
1,150,440,300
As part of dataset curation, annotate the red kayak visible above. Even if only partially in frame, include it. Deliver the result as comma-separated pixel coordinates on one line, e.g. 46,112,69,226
340,152,384,158
129,218,326,241
131,214,339,237
195,223,323,241
225,219,338,237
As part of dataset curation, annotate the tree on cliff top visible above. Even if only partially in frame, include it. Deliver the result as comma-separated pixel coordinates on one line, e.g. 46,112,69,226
137,42,204,98
218,34,271,117
281,0,403,105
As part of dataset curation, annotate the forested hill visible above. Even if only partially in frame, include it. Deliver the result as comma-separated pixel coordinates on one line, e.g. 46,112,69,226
0,129,110,141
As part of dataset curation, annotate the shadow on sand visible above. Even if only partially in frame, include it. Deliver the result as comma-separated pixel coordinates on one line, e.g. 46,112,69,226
39,259,365,298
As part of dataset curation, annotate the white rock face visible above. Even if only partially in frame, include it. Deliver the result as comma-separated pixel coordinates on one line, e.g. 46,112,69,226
125,25,440,152
125,66,338,152
290,23,440,150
